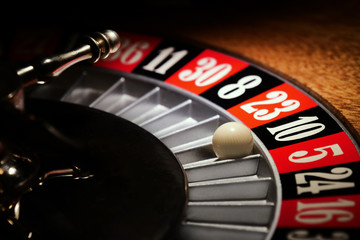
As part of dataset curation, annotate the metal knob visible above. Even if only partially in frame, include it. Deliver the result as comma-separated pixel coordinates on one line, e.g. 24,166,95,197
1,30,120,111
88,30,122,61
17,30,121,85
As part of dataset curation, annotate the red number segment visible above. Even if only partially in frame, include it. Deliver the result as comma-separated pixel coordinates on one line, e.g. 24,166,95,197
270,132,360,174
278,194,360,228
227,83,318,128
95,32,162,72
165,49,249,94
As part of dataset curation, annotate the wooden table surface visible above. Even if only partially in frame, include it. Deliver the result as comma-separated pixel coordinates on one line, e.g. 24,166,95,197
96,0,359,141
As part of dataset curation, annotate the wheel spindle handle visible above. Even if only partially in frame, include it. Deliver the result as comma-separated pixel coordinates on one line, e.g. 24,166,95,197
17,30,121,86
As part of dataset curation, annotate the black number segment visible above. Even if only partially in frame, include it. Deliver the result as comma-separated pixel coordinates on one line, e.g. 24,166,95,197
200,66,283,109
133,40,203,81
280,161,360,200
273,227,360,240
251,106,343,150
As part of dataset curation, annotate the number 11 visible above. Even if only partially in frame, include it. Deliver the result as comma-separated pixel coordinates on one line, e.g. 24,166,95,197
143,47,188,75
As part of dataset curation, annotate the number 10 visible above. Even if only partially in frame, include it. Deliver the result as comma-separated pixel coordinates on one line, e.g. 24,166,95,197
267,116,325,141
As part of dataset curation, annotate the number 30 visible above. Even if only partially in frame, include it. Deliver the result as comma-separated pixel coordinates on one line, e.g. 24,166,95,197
179,57,232,86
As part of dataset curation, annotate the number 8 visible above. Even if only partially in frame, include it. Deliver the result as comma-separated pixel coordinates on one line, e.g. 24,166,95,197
217,75,262,99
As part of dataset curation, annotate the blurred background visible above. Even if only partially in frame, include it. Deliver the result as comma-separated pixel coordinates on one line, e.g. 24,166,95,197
1,0,360,137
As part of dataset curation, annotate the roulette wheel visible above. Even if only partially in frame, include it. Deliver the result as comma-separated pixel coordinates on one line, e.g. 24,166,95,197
1,1,360,239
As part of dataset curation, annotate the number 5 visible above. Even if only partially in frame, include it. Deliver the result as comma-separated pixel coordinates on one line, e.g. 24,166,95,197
289,144,344,163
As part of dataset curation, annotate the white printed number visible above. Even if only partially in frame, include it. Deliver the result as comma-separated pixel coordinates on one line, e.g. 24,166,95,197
179,57,232,86
296,198,354,224
296,167,354,195
107,38,150,65
267,116,325,142
287,229,349,240
289,144,344,163
241,91,300,120
143,47,188,74
217,75,262,99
